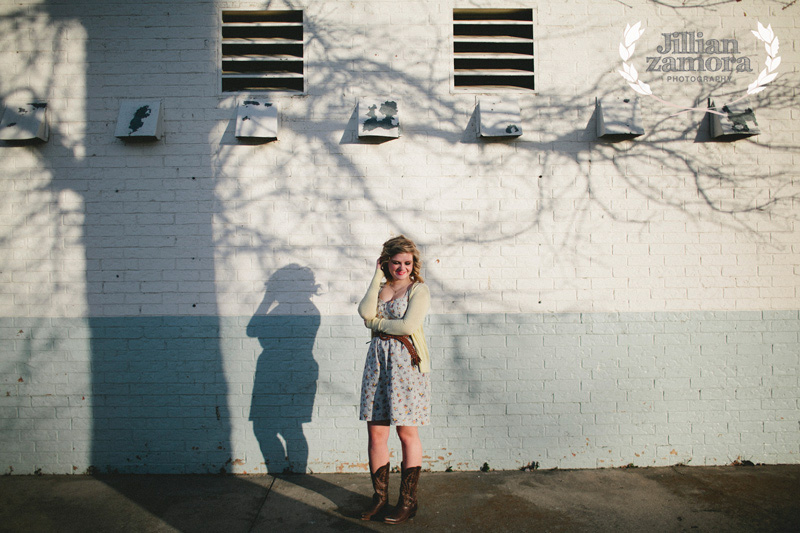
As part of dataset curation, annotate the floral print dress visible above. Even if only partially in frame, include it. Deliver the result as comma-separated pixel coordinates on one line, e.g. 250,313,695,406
359,292,431,426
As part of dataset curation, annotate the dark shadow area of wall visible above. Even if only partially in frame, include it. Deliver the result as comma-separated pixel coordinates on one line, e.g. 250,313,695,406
88,316,231,473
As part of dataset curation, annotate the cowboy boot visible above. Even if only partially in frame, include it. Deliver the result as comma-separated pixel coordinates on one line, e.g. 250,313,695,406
384,465,420,524
361,462,390,520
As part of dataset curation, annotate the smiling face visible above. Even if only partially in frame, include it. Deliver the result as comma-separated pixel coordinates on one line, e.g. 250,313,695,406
378,235,424,283
387,252,414,282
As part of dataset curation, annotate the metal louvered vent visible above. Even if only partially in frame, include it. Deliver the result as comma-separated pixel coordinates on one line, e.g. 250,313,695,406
453,9,534,91
221,10,304,92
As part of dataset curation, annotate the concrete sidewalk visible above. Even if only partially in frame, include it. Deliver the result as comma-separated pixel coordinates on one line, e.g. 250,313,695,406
1,465,798,532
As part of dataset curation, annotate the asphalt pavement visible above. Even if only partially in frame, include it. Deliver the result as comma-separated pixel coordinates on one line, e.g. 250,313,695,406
1,465,798,532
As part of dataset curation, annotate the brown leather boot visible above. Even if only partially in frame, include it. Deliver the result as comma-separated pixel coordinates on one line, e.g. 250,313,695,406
360,462,390,520
384,465,420,524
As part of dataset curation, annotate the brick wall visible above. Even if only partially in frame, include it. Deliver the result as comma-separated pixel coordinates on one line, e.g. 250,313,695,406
2,310,797,473
0,0,798,474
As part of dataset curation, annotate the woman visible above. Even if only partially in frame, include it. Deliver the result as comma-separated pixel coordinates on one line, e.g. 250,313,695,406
357,235,431,524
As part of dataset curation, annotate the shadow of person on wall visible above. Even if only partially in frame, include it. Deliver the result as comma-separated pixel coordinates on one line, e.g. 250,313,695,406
246,265,374,523
248,264,321,474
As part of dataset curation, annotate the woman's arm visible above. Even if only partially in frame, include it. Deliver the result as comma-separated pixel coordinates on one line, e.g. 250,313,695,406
366,283,430,335
357,267,384,321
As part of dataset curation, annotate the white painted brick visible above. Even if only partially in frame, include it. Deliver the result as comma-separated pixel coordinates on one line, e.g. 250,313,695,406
1,0,799,474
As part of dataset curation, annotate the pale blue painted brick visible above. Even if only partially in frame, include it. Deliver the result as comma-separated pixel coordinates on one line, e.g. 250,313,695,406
472,426,509,439
553,322,589,335
506,334,544,348
621,312,657,322
545,423,582,437
467,313,506,324
330,325,362,338
91,338,131,352
436,381,472,395
4,310,800,473
485,436,521,450
13,318,53,328
543,379,581,392
477,392,515,405
699,320,737,332
519,323,556,335
700,343,737,356
618,379,656,392
581,378,619,391
544,402,580,414
589,390,627,403
588,321,626,334
543,335,580,347
664,389,701,401
582,312,620,323
663,319,699,333
480,369,519,381
509,424,545,437
617,334,655,346
469,380,505,394
505,314,544,324
514,390,554,404
580,334,617,347
324,314,358,326
628,322,665,334
729,320,770,333
30,396,69,408
762,399,798,412
544,313,582,323
728,331,764,344
764,331,799,344
480,323,514,335
95,326,145,339
764,310,799,319
468,335,505,349
446,415,482,427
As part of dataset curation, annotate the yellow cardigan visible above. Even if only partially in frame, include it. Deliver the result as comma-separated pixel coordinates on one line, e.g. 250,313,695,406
357,268,431,373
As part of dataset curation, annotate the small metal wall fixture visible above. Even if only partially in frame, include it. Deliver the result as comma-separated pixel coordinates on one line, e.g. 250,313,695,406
235,99,278,140
0,102,49,142
596,97,644,138
708,98,759,139
357,98,400,139
478,98,522,138
115,100,164,141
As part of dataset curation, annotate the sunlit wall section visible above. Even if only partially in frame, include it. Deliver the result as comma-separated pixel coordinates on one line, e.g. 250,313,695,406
212,1,799,473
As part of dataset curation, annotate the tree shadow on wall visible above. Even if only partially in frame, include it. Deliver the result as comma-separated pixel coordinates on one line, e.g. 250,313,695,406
248,264,321,474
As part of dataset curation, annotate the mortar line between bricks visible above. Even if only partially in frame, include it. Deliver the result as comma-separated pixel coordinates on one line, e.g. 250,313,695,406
247,475,276,533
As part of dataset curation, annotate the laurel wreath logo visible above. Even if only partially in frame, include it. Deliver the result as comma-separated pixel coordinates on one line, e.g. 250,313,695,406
617,21,781,116
748,22,781,94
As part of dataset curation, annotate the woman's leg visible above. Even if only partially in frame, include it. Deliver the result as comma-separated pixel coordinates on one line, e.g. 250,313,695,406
367,421,391,472
385,425,422,524
396,426,422,469
363,421,392,520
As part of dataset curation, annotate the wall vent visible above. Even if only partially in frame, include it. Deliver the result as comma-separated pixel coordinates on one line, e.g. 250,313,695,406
114,100,164,141
708,98,759,139
0,102,48,142
221,10,304,93
453,9,534,91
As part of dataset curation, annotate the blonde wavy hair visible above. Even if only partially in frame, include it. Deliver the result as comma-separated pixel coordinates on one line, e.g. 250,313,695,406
379,235,424,283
